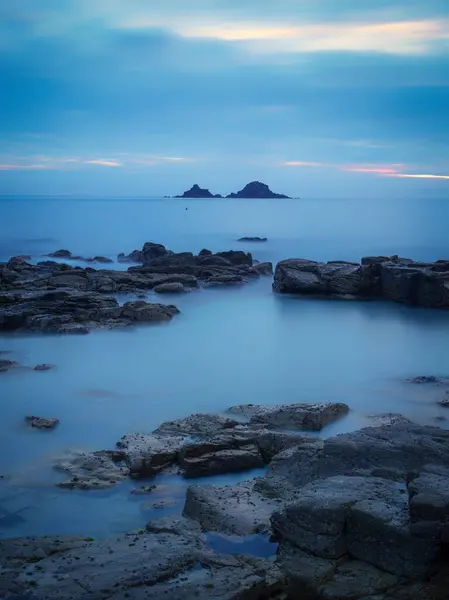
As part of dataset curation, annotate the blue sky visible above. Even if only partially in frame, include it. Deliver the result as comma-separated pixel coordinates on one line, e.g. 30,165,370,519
1,0,448,197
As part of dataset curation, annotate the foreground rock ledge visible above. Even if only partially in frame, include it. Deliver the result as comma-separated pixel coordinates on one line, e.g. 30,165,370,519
274,255,449,308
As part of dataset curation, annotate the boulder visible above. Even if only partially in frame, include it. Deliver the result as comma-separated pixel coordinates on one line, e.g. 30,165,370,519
153,282,187,294
26,416,59,429
228,402,349,431
252,261,273,275
120,301,179,322
238,237,267,242
181,444,264,478
47,249,72,258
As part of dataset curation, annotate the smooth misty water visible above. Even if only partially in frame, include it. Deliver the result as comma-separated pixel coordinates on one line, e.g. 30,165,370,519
1,196,449,541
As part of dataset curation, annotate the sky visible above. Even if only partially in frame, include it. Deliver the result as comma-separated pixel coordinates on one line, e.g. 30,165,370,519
0,0,448,197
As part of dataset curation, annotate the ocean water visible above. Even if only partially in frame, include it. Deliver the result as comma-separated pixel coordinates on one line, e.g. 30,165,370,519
1,196,449,540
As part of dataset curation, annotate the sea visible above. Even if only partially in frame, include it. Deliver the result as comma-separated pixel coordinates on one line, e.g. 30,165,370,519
1,196,449,540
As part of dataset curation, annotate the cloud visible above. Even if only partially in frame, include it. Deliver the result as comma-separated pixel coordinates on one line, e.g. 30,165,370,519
85,159,123,167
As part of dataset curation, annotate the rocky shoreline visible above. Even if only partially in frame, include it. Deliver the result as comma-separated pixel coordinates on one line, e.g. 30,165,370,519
1,403,449,599
274,255,449,308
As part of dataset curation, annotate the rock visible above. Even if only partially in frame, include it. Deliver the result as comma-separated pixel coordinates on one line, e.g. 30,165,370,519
154,414,239,437
47,249,72,258
272,475,441,579
367,413,414,427
116,433,186,476
238,237,268,242
131,485,157,495
0,358,18,372
2,527,282,600
153,282,187,294
228,402,349,431
204,274,244,286
274,256,449,309
198,248,212,256
0,290,179,333
408,376,441,384
91,256,113,263
227,181,290,199
215,250,252,266
120,301,179,322
181,445,264,478
26,416,59,429
439,392,449,407
252,261,273,275
55,450,129,489
260,422,449,501
184,480,279,535
408,471,449,523
174,184,221,198
117,249,142,263
33,364,54,371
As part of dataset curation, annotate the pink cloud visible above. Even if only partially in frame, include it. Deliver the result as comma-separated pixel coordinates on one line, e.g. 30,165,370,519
85,159,123,167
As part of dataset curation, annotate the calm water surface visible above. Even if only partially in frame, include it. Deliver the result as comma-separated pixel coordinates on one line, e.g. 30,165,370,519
1,197,449,539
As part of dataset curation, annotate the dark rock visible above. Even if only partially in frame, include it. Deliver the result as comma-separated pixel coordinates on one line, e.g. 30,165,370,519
0,290,179,333
215,250,252,265
26,416,59,429
47,249,72,258
227,181,290,199
439,392,449,407
33,364,54,371
198,248,212,256
408,375,441,384
153,282,187,294
204,274,244,286
238,237,268,242
228,402,349,431
274,256,449,309
252,261,273,275
175,184,221,198
181,445,264,478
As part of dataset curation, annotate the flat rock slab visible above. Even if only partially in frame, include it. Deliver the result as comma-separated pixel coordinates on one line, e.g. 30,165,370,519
154,414,239,437
228,402,349,431
2,529,283,600
181,444,265,478
184,480,281,536
54,450,129,489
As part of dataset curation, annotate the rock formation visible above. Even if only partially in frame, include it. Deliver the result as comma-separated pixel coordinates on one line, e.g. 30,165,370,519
174,184,222,198
274,255,449,309
227,181,290,199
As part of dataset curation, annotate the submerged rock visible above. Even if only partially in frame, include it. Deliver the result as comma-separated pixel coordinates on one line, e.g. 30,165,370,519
33,363,54,371
0,358,18,372
26,416,59,429
47,249,72,258
55,450,129,489
153,282,187,294
228,402,349,431
154,414,239,437
238,236,268,242
274,256,449,309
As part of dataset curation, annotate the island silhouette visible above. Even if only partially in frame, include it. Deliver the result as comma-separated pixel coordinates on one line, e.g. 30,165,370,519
174,181,291,199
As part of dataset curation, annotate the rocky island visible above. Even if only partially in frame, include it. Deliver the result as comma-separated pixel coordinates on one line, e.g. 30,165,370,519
174,184,222,198
227,181,290,199
174,181,291,199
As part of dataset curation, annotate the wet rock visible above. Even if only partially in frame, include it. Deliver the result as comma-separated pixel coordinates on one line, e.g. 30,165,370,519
274,256,449,309
116,433,186,476
408,471,449,524
0,290,179,333
33,364,54,371
131,485,157,495
154,414,239,437
0,358,18,372
91,256,113,263
184,480,279,535
238,237,268,242
228,402,349,431
252,261,273,275
3,527,283,600
153,282,187,294
367,413,414,426
408,375,441,384
26,416,59,429
198,248,212,256
181,444,264,478
55,450,129,489
439,392,449,407
47,249,72,258
204,274,244,286
260,422,449,500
